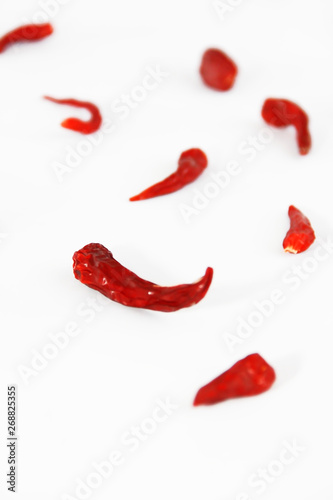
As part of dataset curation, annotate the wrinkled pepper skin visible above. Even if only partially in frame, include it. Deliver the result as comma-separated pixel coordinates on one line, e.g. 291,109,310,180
73,243,213,312
200,48,238,91
193,354,275,406
283,205,315,254
130,149,207,201
0,24,53,53
261,98,311,155
44,96,102,134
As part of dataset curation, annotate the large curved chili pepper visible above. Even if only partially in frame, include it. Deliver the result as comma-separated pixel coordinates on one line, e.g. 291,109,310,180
283,205,315,254
44,96,102,134
73,243,213,312
261,98,311,155
0,24,53,53
199,48,238,91
130,149,207,202
193,353,275,406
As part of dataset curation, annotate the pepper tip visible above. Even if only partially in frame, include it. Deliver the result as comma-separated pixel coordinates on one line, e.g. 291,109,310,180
193,395,201,407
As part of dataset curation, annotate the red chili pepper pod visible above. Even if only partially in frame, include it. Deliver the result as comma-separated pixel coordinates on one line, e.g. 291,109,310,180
0,24,53,53
44,96,102,134
193,354,275,406
130,148,208,201
283,205,315,254
261,98,311,155
73,243,213,312
199,48,238,91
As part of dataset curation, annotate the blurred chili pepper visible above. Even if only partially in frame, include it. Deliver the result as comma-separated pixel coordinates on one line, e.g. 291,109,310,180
44,96,102,134
0,24,53,53
261,98,311,155
193,353,275,406
200,48,238,91
130,149,207,201
73,243,213,312
283,205,315,254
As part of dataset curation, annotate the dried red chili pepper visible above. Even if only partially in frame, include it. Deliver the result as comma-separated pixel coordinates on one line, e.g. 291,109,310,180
0,23,53,53
44,96,102,134
199,48,237,91
193,353,275,406
283,205,315,254
73,243,213,312
261,98,311,155
130,149,207,201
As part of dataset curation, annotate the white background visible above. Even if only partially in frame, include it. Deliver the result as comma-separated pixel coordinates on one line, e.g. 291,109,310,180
1,0,333,499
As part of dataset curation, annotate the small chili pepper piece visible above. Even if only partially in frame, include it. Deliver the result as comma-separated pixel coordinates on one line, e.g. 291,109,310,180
44,96,102,134
199,48,238,91
73,243,213,312
193,353,275,406
261,98,311,155
283,205,315,254
130,149,207,201
0,24,53,53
